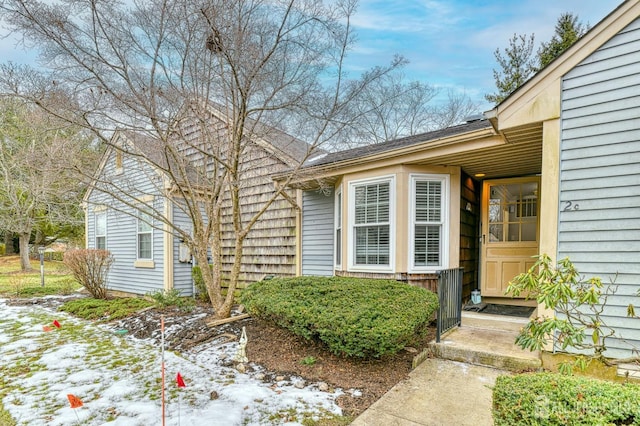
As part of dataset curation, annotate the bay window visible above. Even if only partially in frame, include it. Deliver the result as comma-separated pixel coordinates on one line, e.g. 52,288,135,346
410,175,448,270
349,177,394,269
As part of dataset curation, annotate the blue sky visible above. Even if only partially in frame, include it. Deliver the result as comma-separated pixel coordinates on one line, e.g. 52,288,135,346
345,0,622,109
0,0,623,110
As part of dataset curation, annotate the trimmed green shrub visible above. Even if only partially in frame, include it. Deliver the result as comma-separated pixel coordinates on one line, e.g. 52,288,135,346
493,372,640,425
241,276,438,359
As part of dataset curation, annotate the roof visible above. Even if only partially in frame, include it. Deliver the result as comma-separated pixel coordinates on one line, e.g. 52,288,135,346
84,100,317,201
200,101,318,166
303,119,492,168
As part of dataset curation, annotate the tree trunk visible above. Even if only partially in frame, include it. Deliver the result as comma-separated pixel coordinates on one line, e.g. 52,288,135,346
19,232,32,272
4,232,16,255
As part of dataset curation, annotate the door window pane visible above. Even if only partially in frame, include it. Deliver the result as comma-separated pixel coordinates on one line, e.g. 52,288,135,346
487,182,538,243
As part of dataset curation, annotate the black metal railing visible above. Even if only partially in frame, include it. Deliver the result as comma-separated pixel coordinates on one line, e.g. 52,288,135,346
436,267,463,342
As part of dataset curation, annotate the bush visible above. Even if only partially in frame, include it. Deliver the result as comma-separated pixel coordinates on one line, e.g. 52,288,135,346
191,265,211,301
60,297,153,321
63,249,114,299
241,276,438,359
148,289,194,311
493,372,640,425
45,251,64,262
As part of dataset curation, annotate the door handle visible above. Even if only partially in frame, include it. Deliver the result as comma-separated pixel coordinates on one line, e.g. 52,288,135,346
481,234,485,244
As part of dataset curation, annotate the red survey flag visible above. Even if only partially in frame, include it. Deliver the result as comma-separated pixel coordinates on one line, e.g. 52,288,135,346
42,326,53,332
176,373,186,388
67,394,83,409
53,320,61,328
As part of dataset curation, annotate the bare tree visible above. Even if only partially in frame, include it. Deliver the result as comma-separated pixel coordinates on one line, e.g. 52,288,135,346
333,72,479,149
0,96,93,271
0,0,403,318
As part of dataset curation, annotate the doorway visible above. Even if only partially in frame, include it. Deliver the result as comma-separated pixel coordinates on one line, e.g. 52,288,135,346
481,177,540,298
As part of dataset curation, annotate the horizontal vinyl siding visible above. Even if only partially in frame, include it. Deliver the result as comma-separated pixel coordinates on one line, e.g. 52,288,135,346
86,150,165,295
559,18,640,359
302,189,334,276
172,205,195,296
106,207,165,295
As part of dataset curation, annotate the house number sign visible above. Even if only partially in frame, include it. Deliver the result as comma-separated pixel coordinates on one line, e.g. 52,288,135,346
562,201,580,212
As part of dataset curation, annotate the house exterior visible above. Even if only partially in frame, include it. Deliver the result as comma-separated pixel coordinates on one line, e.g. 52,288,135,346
83,104,309,297
82,1,640,361
282,0,640,360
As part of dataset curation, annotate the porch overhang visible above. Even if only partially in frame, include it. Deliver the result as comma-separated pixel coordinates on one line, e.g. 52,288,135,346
277,123,543,190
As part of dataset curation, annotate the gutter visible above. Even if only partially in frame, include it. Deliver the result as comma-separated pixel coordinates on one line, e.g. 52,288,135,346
273,126,499,184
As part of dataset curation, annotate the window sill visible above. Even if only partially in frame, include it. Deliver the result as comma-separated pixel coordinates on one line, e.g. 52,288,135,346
134,260,155,269
347,265,394,274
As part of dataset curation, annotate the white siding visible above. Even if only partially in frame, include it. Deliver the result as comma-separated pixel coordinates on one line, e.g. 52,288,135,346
560,18,640,358
301,189,334,276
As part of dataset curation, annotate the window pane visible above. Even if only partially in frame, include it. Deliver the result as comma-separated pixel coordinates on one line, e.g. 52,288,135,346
354,182,389,225
355,225,389,265
138,233,152,259
489,223,503,242
488,182,538,243
414,225,441,266
96,236,106,250
138,214,152,232
415,181,441,222
95,213,106,235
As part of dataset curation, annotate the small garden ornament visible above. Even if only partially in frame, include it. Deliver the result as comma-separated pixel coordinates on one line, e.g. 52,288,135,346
234,326,248,364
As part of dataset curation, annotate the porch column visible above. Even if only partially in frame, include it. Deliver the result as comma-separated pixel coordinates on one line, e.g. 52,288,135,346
538,118,560,350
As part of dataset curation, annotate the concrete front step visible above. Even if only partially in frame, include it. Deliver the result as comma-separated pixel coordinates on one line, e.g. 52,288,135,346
429,323,542,372
461,310,530,332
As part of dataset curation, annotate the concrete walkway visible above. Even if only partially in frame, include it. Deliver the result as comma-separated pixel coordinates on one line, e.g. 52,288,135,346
351,358,507,426
351,311,540,425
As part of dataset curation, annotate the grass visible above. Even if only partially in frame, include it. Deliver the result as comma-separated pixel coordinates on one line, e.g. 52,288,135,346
0,307,164,425
0,255,80,297
0,400,16,426
59,297,154,321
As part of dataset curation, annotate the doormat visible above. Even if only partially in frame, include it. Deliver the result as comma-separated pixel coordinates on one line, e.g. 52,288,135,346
479,303,535,318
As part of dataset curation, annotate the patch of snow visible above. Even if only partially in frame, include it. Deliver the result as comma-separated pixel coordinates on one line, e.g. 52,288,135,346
0,298,342,425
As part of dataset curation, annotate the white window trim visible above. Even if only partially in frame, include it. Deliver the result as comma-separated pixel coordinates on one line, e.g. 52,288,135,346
347,175,395,273
408,174,449,273
95,210,107,250
334,187,342,270
136,214,153,261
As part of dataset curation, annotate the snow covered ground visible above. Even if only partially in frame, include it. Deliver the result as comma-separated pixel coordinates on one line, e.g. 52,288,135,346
0,297,343,425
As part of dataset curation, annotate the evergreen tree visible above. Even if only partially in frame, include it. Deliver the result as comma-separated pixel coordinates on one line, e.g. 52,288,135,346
485,33,536,105
537,13,589,70
486,13,589,105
